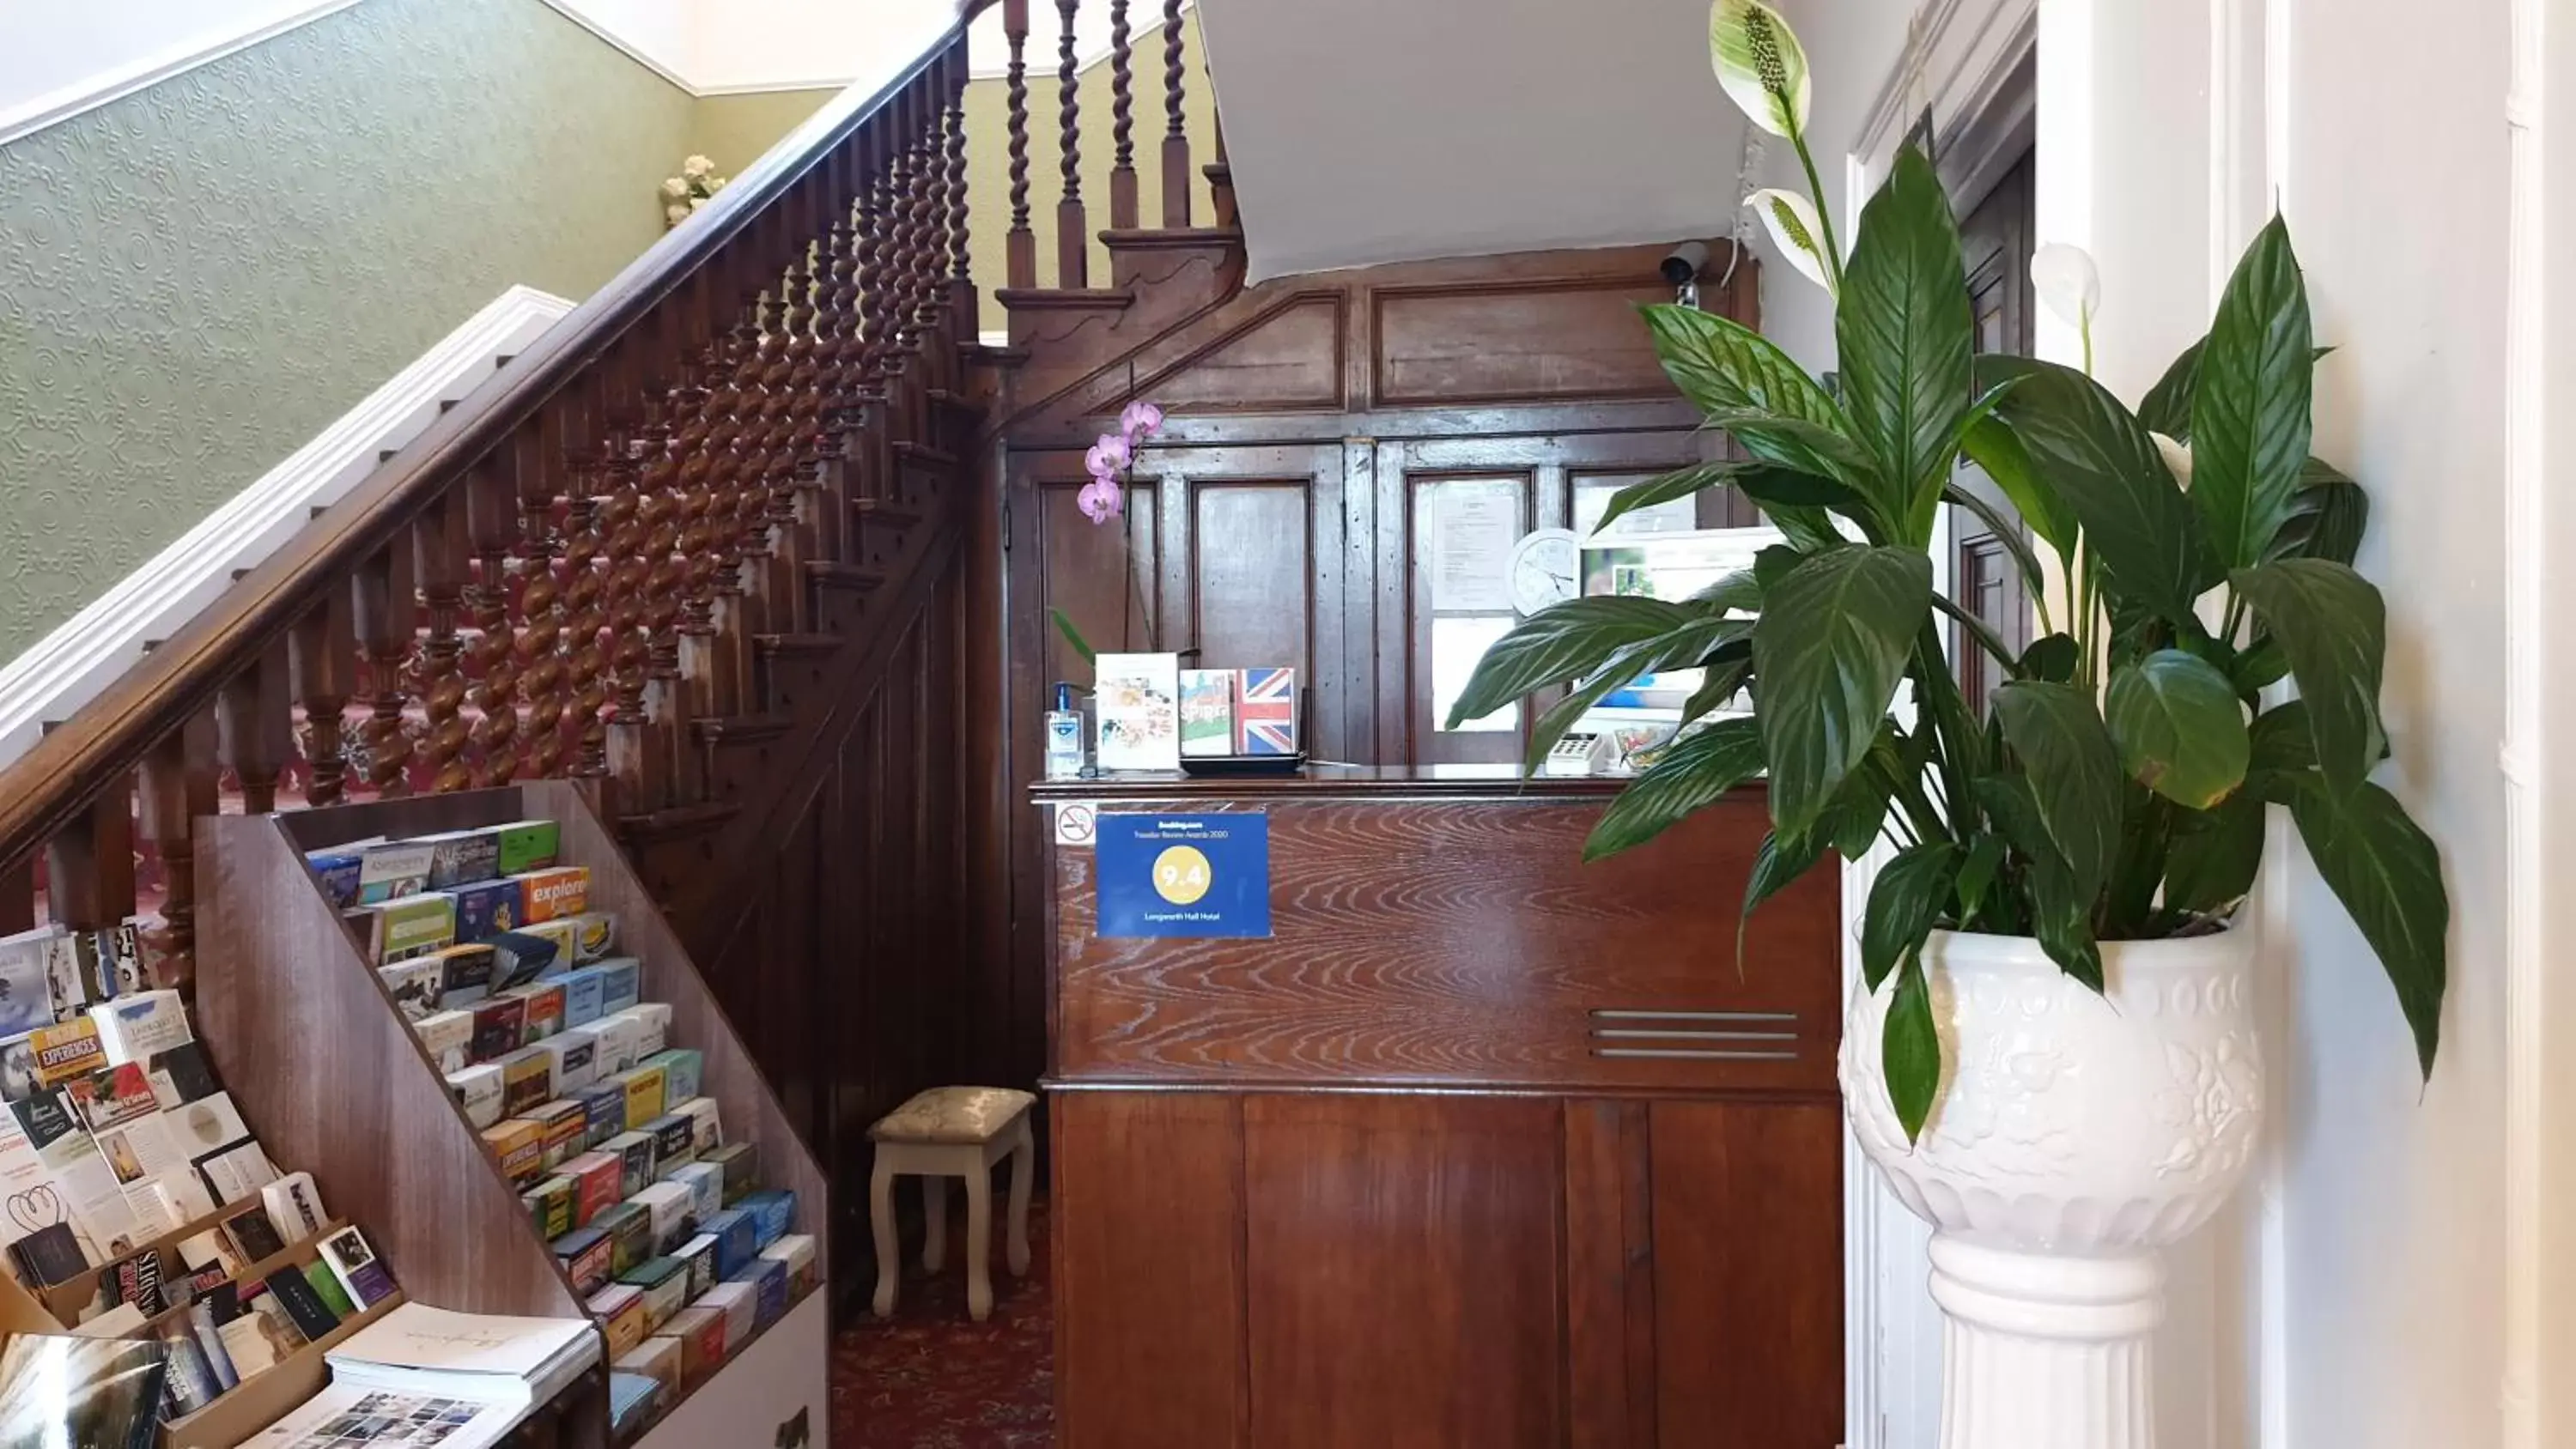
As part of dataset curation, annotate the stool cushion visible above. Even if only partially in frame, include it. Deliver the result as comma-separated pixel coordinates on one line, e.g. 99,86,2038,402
868,1086,1036,1145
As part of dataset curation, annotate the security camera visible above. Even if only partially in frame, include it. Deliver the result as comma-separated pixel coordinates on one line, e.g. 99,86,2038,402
1660,241,1711,287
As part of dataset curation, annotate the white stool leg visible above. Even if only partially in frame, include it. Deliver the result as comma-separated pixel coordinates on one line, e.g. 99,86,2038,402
869,1157,899,1319
1005,1118,1034,1276
963,1161,995,1321
920,1173,948,1272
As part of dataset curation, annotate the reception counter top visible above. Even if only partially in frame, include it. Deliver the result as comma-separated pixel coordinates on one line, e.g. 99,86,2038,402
1035,769,1845,1447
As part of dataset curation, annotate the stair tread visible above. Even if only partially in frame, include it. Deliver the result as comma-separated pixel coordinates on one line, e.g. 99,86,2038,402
988,286,1133,311
1098,226,1242,250
695,712,797,744
756,633,841,656
806,561,888,589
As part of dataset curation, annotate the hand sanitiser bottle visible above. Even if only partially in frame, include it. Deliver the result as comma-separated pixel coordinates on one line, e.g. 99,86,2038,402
1044,682,1086,779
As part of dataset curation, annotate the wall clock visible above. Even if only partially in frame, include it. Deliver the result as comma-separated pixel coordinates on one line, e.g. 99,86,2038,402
1507,528,1580,615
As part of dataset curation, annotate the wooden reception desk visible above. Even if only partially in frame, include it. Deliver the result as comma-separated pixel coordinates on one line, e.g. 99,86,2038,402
1034,767,1844,1449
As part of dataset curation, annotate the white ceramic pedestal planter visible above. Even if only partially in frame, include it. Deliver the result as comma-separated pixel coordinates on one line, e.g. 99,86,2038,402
1842,927,2263,1449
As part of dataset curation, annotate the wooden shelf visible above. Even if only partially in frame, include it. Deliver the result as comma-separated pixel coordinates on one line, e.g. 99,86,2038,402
201,781,829,1449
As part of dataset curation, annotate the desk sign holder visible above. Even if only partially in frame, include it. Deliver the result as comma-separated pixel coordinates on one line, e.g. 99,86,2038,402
1096,815,1271,938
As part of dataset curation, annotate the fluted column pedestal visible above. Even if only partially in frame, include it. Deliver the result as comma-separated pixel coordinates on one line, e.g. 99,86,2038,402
1929,1236,2162,1449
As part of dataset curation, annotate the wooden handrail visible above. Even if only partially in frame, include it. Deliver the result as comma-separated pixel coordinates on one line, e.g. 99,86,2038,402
0,22,971,877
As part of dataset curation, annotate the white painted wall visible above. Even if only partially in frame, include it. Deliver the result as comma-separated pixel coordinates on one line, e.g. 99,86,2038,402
1196,0,1753,281
1777,0,2535,1444
0,0,358,143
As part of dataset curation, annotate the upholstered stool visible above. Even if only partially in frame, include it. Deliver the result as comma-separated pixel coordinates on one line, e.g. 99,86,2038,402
867,1086,1036,1321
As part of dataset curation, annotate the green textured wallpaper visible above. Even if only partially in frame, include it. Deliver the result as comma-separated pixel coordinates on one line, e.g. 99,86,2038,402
690,89,840,179
0,0,696,664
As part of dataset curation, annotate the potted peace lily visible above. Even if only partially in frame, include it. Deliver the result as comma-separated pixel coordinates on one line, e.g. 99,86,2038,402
1451,2,2450,1440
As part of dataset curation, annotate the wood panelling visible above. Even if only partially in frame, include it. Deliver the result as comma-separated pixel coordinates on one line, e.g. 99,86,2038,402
1371,278,1680,406
1189,482,1313,686
1052,1092,1249,1449
1141,294,1347,415
1049,786,1839,1093
1649,1099,1845,1447
1564,1100,1657,1448
1040,479,1161,690
1242,1093,1565,1447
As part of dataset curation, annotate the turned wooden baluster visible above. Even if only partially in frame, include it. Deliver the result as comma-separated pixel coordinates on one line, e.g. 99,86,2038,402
811,205,860,561
775,235,822,631
858,169,895,403
464,458,524,786
641,367,695,808
1005,0,1036,289
696,309,759,718
559,385,613,779
410,494,473,794
218,642,292,812
600,364,658,810
1210,106,1236,227
1109,0,1138,230
1055,0,1088,288
351,546,415,797
45,784,136,955
136,713,215,991
946,71,975,329
288,592,354,806
1161,0,1191,227
515,421,574,781
912,99,950,352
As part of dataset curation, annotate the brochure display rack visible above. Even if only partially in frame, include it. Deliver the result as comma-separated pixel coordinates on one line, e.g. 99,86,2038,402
197,781,829,1448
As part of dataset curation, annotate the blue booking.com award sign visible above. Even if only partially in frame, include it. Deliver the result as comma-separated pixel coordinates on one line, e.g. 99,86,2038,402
1097,812,1272,938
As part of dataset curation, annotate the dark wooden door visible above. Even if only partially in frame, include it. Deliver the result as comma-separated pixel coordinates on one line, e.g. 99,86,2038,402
1953,148,2038,709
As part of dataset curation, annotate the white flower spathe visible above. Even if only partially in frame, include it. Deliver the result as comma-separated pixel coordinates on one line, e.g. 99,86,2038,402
2151,432,2194,490
2031,244,2103,333
1709,0,1811,139
1746,188,1834,295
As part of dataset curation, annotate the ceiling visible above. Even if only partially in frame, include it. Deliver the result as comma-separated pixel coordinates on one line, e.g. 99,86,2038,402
1197,0,1754,282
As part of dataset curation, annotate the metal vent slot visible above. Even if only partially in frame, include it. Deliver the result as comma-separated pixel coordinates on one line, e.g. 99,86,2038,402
1585,1007,1802,1061
1595,1046,1801,1061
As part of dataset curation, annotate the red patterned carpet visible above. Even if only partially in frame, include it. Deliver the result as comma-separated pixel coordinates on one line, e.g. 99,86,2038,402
831,1199,1055,1447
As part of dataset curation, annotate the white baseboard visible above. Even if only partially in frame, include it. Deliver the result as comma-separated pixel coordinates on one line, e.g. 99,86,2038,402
0,284,575,767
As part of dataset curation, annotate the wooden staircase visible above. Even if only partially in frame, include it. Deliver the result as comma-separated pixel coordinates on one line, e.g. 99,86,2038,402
0,0,1240,1313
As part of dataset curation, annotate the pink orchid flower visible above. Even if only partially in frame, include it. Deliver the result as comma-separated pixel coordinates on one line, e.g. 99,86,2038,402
1118,399,1166,441
1085,432,1132,481
1077,476,1124,524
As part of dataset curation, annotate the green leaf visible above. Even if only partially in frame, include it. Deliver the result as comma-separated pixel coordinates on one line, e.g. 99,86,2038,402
2246,700,2318,785
1883,955,1941,1143
1049,608,1097,664
1959,414,2076,556
2230,559,2386,797
1953,833,2007,925
1986,356,2221,623
1763,503,1851,552
2232,636,2289,697
1704,408,1880,492
1972,773,2100,987
2190,215,2315,567
1737,827,1828,964
1862,843,1960,991
1525,615,1753,773
2137,337,2205,439
2105,650,2251,808
1444,597,1696,729
1642,303,1845,428
1992,680,2124,901
1752,546,1935,838
1932,594,2022,682
1678,650,1754,726
1733,466,1860,509
1590,462,1742,536
1690,570,1765,613
2020,633,2078,683
2101,783,2172,935
1583,717,1768,859
2032,900,2105,992
2165,791,2265,914
2269,458,2368,567
1836,147,1977,537
1827,726,1905,860
2286,777,2451,1076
